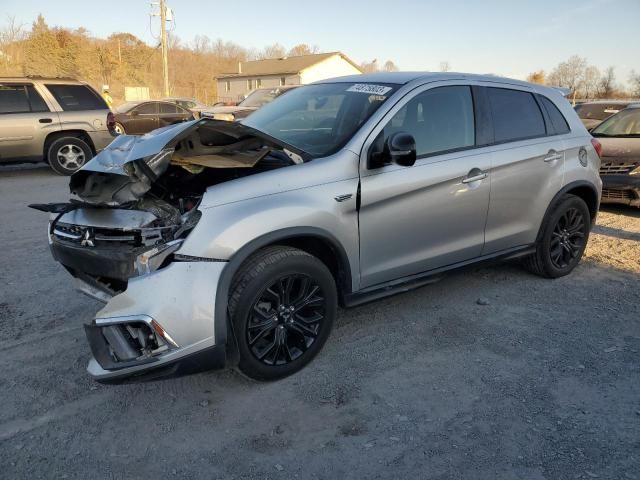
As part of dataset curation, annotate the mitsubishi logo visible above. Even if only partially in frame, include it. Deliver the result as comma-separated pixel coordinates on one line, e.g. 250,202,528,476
80,230,95,247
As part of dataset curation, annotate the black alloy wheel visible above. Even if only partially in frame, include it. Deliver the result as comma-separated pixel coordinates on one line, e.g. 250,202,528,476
523,194,591,278
248,274,325,366
228,246,337,380
549,207,587,269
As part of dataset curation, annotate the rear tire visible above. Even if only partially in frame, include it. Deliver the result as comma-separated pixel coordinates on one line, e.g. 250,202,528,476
228,246,337,381
524,194,591,278
47,136,93,175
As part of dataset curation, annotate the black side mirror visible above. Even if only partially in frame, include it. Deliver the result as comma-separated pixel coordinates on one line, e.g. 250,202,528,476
385,132,417,167
130,110,139,116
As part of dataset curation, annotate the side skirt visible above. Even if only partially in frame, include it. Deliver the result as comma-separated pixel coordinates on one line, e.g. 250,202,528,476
343,244,535,308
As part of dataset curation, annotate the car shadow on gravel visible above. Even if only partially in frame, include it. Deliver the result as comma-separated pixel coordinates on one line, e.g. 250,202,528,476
592,225,640,241
600,204,640,218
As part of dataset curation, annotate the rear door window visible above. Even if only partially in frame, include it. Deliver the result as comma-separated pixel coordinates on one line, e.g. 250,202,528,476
486,87,546,143
45,84,107,111
159,103,178,114
0,85,31,114
383,85,475,157
135,103,158,115
539,96,570,135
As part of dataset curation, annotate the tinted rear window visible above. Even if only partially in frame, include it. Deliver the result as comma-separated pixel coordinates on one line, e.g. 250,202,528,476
487,88,546,143
0,85,30,113
539,96,570,135
45,84,107,111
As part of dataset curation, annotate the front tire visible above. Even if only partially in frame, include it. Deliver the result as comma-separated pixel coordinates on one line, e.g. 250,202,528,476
228,246,337,381
47,137,93,175
524,194,591,278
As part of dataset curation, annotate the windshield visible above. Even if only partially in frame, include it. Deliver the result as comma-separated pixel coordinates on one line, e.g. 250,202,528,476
592,108,640,136
242,82,398,157
239,89,282,108
116,102,138,113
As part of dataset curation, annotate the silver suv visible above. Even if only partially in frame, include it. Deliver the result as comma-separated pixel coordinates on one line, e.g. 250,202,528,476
0,77,114,174
33,72,602,382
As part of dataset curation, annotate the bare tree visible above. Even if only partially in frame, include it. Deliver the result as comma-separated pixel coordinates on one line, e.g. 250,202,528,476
548,55,587,100
582,65,600,99
257,43,286,60
598,67,616,98
630,71,640,97
382,60,398,72
439,61,450,72
287,44,319,57
0,15,27,74
360,59,378,73
526,70,545,84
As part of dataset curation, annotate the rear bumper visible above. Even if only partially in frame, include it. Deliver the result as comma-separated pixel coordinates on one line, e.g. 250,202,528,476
78,260,229,381
601,175,640,207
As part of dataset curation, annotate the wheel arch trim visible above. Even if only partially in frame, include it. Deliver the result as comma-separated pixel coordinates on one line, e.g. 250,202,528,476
536,180,600,241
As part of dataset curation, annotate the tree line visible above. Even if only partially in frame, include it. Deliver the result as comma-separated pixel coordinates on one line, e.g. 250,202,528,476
527,55,640,100
0,15,399,105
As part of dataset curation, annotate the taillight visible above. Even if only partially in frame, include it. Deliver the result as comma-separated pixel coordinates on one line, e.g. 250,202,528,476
107,111,116,132
591,138,602,158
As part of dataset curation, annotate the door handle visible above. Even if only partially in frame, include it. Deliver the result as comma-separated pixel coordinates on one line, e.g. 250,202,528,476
461,171,488,184
544,150,563,163
38,118,53,124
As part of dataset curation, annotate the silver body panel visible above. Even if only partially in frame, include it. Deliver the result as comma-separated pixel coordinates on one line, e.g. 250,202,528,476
45,72,601,380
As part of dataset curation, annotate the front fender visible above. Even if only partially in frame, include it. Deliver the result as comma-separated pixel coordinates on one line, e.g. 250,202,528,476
179,177,360,284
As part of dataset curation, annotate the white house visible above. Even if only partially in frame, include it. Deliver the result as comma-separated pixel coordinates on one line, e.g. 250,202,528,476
216,52,362,102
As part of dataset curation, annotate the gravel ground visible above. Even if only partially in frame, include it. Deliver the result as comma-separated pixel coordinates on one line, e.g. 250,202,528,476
0,164,639,480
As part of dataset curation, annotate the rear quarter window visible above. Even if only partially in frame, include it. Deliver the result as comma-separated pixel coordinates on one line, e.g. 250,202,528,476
45,84,108,111
539,96,570,135
487,87,546,143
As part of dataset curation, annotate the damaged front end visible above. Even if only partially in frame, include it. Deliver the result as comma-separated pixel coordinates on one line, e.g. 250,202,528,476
31,119,303,381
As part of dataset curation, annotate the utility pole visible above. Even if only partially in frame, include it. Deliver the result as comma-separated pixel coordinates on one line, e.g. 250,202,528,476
151,1,171,96
159,0,169,97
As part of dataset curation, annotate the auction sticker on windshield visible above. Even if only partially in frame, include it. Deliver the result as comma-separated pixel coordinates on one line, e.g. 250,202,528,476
347,84,392,95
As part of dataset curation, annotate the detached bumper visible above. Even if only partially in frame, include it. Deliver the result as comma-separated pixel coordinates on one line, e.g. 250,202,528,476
601,175,640,207
84,260,229,382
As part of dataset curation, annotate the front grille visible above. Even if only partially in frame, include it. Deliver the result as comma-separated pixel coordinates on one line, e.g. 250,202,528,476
599,162,639,175
602,189,636,200
52,222,170,247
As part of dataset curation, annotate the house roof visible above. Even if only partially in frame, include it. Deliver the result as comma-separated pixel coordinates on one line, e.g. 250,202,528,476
217,52,361,79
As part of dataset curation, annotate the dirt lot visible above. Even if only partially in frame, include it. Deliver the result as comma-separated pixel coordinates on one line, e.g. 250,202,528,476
1,165,639,480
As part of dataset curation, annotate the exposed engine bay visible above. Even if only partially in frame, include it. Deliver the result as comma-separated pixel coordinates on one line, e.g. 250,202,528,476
30,119,304,296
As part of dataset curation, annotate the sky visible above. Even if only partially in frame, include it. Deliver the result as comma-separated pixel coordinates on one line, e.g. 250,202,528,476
2,0,639,84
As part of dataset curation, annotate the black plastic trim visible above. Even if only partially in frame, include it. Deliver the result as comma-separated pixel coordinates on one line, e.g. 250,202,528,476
343,244,535,307
93,344,226,384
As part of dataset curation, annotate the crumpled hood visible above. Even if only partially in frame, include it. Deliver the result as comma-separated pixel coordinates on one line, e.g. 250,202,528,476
68,118,302,206
80,120,199,176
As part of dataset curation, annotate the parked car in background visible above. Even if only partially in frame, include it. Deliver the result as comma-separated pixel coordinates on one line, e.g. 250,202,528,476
161,97,210,118
32,73,601,382
574,101,633,130
202,86,299,121
591,104,640,207
112,100,193,135
0,76,115,175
